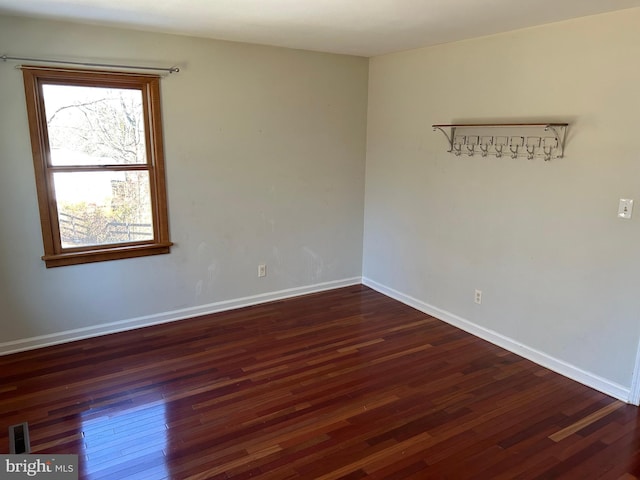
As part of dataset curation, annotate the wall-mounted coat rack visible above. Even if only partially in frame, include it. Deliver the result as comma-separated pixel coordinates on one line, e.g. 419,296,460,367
432,123,568,161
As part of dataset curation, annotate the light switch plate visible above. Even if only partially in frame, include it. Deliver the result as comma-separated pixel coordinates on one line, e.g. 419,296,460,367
618,199,633,219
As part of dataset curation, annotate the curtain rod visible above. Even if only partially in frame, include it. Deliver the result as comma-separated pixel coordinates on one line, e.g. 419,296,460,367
1,54,180,73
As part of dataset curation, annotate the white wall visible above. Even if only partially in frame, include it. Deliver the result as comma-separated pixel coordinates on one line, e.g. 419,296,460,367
0,15,368,349
364,9,640,394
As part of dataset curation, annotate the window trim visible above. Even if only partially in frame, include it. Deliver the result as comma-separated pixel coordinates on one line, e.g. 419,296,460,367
22,66,172,268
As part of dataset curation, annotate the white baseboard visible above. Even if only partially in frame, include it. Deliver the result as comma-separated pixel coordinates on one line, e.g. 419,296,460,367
4,275,631,404
629,340,640,406
362,277,631,403
0,277,362,356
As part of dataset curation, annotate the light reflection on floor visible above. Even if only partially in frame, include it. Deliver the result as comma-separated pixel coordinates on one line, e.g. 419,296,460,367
80,403,169,480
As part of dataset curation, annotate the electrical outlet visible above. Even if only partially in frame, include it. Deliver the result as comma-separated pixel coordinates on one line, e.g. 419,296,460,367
474,289,482,304
258,264,266,277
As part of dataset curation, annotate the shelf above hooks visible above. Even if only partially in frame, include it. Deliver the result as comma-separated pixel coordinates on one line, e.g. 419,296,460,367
432,123,568,161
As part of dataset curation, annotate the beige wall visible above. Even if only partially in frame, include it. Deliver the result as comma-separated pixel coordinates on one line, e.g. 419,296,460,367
364,9,640,392
0,15,368,348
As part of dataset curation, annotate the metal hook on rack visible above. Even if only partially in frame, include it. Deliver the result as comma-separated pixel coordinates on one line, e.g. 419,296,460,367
526,145,536,160
543,145,553,161
479,144,489,157
495,144,503,158
510,145,519,159
453,144,462,156
467,144,475,157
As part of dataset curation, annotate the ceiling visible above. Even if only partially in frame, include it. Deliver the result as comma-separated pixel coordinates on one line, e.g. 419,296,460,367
1,0,639,57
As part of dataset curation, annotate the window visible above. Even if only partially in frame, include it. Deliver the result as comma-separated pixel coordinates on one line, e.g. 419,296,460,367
22,67,172,267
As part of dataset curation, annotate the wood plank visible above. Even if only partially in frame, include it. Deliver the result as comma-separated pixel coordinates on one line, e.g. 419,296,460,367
549,401,624,442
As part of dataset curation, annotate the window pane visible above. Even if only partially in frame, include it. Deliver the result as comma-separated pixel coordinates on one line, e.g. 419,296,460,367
43,85,147,166
53,171,153,248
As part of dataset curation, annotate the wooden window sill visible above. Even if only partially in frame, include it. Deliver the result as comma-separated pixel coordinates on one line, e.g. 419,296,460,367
42,242,173,268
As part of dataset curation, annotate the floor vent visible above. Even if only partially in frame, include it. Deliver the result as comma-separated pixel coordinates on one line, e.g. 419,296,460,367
9,422,30,454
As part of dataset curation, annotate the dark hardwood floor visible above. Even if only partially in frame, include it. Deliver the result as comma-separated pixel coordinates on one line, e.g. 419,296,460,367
1,285,638,479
